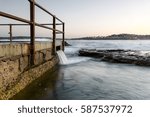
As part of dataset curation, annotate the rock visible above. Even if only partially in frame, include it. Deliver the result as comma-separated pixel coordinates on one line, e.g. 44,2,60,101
64,41,71,46
79,49,100,57
79,49,150,66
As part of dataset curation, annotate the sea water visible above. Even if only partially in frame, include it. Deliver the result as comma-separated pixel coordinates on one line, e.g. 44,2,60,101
12,40,150,100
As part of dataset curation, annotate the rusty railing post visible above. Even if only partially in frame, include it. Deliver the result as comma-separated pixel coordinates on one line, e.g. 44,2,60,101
9,24,12,42
30,0,35,65
52,16,56,54
62,22,65,51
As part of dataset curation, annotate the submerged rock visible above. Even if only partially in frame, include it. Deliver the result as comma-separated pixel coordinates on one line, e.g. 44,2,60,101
79,49,150,66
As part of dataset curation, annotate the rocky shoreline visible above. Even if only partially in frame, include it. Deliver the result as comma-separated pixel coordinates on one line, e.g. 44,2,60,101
79,49,150,66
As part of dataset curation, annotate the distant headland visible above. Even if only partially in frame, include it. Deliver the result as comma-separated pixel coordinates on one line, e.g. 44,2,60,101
1,34,150,40
69,34,150,40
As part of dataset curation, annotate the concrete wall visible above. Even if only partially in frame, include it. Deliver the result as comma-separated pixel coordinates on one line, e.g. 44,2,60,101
0,42,61,99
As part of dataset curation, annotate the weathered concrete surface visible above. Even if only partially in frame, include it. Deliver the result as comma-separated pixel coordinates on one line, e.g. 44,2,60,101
0,57,58,100
0,59,20,93
35,42,52,52
79,49,150,66
0,43,27,58
0,42,53,58
0,42,62,100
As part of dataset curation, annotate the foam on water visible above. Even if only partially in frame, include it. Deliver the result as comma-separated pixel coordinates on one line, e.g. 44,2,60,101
12,40,150,100
57,50,68,64
68,57,91,64
57,50,90,65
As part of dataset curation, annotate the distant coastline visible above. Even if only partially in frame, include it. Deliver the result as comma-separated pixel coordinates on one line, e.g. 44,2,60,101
1,34,150,40
68,34,150,40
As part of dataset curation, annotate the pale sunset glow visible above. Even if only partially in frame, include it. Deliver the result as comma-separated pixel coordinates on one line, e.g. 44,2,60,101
0,0,150,38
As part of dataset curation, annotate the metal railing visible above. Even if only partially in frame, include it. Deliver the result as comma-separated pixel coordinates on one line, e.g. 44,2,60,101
0,0,65,65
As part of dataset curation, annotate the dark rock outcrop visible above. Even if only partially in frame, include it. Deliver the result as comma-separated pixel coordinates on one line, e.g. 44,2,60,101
64,41,71,46
79,49,150,66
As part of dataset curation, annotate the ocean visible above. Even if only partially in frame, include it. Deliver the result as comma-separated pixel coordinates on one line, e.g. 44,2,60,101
12,40,150,100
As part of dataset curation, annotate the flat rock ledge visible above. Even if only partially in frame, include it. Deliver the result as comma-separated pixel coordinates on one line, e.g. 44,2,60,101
79,49,150,66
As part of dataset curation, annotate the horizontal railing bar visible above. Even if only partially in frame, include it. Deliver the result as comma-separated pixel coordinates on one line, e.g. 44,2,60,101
0,11,31,24
35,22,53,30
0,13,63,32
55,17,64,24
0,40,52,43
0,22,63,33
28,0,53,16
35,23,63,33
0,37,51,39
0,5,64,36
29,0,64,23
56,32,64,34
0,24,28,26
0,23,62,26
56,30,63,34
41,23,63,25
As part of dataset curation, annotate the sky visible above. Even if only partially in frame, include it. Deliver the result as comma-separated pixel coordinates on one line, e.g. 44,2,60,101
0,0,150,38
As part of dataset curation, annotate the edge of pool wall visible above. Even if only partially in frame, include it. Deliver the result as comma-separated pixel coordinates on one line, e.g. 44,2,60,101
0,42,61,100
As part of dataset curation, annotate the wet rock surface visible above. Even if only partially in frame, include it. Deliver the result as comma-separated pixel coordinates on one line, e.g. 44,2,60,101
79,49,150,66
65,41,71,46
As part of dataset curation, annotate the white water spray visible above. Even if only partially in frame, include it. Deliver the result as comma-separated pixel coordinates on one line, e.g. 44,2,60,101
57,50,68,64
